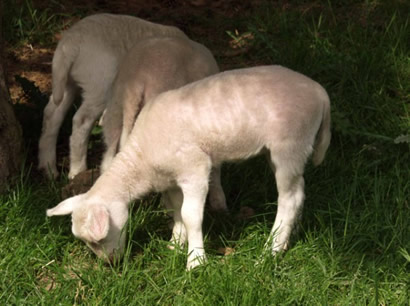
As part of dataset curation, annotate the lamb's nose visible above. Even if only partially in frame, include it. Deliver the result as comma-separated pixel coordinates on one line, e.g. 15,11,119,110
108,253,115,263
107,249,121,264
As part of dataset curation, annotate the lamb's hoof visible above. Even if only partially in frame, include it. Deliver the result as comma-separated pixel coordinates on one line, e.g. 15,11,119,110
167,238,185,252
68,165,87,180
208,192,228,212
38,164,59,179
208,199,229,213
186,255,207,271
235,206,255,221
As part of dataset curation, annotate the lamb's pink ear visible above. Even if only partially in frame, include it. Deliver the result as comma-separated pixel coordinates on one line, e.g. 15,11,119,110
86,205,110,242
46,195,83,216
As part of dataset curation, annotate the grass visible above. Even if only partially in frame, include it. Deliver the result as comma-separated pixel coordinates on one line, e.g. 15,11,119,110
3,0,70,46
1,0,409,304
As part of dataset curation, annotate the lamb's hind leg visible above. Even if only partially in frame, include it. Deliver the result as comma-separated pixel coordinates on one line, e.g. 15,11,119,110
267,151,306,254
38,82,77,178
68,92,106,179
208,166,228,212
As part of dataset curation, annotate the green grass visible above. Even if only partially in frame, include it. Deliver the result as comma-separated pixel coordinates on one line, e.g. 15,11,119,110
3,0,72,46
1,0,409,304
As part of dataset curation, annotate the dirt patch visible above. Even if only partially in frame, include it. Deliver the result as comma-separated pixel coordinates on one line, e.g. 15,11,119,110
6,45,53,103
61,169,101,199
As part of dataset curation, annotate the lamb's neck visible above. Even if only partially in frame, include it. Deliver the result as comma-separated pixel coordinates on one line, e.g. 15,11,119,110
89,150,152,205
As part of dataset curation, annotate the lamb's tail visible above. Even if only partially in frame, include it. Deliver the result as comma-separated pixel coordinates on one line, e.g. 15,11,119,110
312,93,331,166
51,35,78,105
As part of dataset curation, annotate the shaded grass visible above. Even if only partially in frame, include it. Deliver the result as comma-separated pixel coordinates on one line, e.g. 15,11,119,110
3,0,71,46
1,0,409,304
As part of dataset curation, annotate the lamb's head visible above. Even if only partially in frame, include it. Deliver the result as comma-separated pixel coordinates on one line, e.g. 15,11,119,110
47,194,128,262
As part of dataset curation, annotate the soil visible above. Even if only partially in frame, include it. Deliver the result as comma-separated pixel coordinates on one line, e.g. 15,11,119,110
61,168,100,199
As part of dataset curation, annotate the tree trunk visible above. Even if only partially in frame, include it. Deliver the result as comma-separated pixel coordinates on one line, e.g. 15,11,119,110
0,2,23,192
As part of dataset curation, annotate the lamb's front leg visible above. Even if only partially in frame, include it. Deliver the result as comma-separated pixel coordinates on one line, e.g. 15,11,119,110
162,188,187,249
119,87,144,150
100,107,122,173
180,176,209,270
69,97,105,179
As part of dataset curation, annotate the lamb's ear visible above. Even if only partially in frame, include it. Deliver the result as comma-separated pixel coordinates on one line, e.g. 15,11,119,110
86,205,110,242
46,195,83,217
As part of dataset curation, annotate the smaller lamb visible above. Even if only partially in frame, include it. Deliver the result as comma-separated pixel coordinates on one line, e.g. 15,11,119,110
100,36,225,211
38,14,188,179
47,65,331,270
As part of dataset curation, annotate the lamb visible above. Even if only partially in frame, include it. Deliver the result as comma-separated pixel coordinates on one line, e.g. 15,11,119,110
100,36,217,169
38,13,188,179
99,36,226,211
47,65,331,270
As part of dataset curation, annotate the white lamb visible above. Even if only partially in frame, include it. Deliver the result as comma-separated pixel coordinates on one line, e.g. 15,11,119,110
38,13,188,179
47,65,331,270
100,36,225,211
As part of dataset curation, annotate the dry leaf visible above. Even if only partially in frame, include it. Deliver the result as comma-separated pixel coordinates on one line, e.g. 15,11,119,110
236,206,255,220
217,247,235,256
